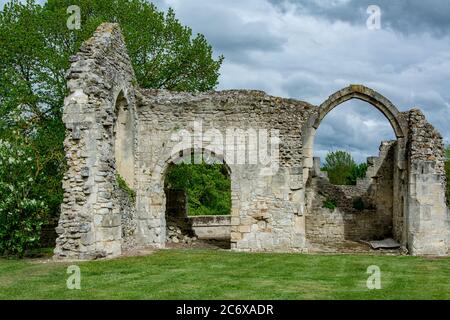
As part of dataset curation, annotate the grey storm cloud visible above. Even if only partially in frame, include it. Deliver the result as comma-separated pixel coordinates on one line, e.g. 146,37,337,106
270,0,450,36
152,0,287,63
159,0,450,162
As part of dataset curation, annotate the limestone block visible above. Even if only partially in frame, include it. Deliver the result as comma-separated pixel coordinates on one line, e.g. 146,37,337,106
238,225,252,233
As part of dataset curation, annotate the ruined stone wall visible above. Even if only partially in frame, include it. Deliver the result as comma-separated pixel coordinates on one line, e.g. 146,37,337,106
306,184,392,243
135,89,316,252
305,141,396,243
406,109,449,255
54,23,137,260
54,22,449,259
391,112,410,245
366,140,396,236
117,187,137,251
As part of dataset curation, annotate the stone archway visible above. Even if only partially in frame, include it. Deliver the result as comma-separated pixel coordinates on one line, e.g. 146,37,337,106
303,85,407,178
302,85,409,248
135,147,237,249
316,85,405,137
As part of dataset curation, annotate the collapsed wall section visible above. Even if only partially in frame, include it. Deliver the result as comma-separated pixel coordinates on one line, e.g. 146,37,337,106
305,141,396,244
54,23,137,260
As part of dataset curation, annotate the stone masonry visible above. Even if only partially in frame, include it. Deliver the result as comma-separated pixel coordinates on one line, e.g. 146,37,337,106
54,23,449,260
305,141,396,244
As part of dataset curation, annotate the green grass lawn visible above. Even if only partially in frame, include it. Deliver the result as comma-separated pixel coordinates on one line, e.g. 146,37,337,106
0,249,449,300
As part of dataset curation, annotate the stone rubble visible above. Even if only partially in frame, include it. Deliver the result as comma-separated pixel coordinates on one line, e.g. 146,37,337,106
166,225,198,245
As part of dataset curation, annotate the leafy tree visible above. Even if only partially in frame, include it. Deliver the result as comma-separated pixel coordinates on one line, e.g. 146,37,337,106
165,162,231,216
0,135,47,256
44,0,224,91
0,0,223,252
347,162,369,185
322,151,356,185
321,151,368,186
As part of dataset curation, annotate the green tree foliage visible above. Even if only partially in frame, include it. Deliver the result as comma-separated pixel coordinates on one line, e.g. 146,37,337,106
322,150,367,185
347,163,369,185
0,136,47,256
445,145,450,207
0,0,223,253
44,0,224,91
165,162,231,216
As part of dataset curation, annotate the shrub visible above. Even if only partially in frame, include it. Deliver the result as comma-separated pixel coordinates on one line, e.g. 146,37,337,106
0,138,48,257
323,199,337,210
116,174,136,204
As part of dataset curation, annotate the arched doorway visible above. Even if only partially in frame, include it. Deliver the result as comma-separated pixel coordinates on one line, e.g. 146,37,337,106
162,149,232,249
303,85,408,251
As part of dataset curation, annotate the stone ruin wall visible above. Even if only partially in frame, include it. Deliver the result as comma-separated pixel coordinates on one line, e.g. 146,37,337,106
305,141,397,244
54,23,449,260
190,216,232,240
55,23,138,260
135,88,316,252
406,109,449,255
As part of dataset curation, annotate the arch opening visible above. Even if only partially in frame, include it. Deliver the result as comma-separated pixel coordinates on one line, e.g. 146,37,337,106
314,85,405,139
303,86,407,251
162,149,232,249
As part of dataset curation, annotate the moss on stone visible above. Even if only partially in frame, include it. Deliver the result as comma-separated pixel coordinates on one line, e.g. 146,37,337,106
116,174,136,204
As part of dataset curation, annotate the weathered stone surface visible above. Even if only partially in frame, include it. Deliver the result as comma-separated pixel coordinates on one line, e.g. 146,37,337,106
306,141,396,244
54,22,449,260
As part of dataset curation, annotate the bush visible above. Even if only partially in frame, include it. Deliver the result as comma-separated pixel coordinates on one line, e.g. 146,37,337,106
0,138,48,257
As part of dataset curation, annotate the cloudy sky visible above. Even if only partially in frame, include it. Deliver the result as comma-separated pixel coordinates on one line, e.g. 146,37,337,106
3,0,449,162
150,0,450,162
